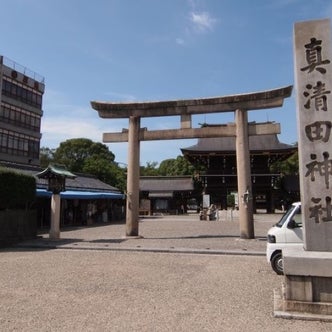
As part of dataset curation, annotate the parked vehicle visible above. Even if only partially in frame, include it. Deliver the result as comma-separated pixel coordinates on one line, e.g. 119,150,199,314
266,201,303,275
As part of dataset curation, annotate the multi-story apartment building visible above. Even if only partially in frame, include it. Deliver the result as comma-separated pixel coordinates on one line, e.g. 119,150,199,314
0,56,126,229
0,56,44,166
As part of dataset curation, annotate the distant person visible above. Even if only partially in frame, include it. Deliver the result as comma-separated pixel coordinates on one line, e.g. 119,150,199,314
208,204,217,220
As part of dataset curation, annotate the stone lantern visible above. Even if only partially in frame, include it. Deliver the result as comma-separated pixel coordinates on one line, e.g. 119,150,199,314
36,164,76,239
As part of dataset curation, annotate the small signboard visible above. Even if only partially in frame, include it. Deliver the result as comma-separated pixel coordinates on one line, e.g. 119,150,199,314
203,194,210,208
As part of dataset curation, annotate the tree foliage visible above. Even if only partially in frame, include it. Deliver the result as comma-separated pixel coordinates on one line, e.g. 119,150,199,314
158,156,195,176
0,168,36,209
40,147,56,168
42,138,126,191
140,156,196,176
83,157,126,191
140,161,159,176
53,138,115,172
270,150,299,175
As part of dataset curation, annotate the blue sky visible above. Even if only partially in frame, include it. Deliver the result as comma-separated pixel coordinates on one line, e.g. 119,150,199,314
1,0,332,165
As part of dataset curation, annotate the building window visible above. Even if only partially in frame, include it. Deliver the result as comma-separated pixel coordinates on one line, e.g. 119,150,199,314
0,129,39,158
0,103,41,131
2,77,43,108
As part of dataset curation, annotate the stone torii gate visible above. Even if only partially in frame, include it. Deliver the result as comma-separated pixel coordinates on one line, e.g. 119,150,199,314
91,85,292,239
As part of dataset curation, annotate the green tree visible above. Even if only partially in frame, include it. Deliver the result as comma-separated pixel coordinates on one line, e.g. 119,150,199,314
53,138,115,172
39,147,55,168
270,148,300,206
270,150,299,175
227,194,235,209
159,155,195,175
52,138,126,191
158,155,204,206
0,168,36,209
140,161,159,176
158,159,176,175
83,157,127,192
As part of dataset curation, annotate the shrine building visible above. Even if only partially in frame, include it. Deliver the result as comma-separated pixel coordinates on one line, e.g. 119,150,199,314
181,123,298,212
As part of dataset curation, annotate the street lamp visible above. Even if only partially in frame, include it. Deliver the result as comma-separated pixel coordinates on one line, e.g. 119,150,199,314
36,164,76,239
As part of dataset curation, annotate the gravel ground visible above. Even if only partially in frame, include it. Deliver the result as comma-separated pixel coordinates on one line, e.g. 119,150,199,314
0,212,331,331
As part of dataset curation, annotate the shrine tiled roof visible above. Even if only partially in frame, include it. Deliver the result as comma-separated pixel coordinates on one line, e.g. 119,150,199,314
140,176,194,192
181,134,296,154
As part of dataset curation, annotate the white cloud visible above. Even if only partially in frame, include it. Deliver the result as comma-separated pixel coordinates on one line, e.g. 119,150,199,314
175,9,217,46
176,38,185,45
189,11,217,32
41,88,129,149
41,116,102,147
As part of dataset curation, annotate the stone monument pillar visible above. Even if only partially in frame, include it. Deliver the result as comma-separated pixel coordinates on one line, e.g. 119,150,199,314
295,18,332,252
274,18,332,320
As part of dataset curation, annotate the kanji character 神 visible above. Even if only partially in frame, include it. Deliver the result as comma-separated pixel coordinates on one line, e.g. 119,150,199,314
305,152,332,189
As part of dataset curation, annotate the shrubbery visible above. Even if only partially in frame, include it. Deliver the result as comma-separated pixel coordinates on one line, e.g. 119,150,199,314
0,168,36,209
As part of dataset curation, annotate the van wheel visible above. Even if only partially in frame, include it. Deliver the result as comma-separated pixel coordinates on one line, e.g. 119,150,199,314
271,252,283,275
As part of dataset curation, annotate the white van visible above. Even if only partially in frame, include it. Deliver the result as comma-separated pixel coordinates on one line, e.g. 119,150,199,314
266,202,303,275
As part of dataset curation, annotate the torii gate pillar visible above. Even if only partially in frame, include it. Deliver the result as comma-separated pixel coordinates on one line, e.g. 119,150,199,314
126,116,140,237
236,109,254,239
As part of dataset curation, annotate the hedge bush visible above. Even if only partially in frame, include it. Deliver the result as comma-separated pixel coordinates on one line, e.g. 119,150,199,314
0,168,36,209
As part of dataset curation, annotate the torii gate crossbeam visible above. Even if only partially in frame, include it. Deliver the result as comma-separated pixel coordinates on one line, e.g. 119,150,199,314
91,85,292,239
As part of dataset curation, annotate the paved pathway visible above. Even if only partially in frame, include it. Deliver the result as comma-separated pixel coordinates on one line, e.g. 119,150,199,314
18,211,279,254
